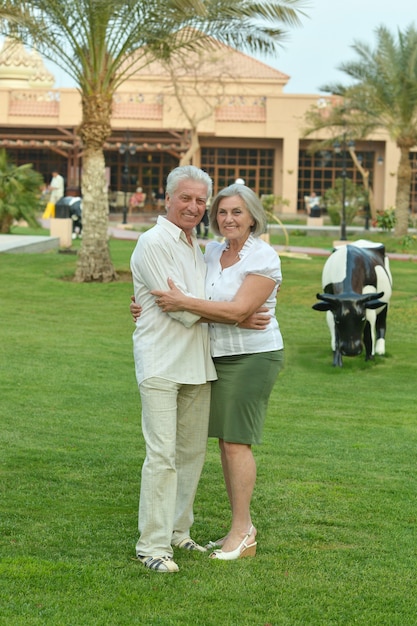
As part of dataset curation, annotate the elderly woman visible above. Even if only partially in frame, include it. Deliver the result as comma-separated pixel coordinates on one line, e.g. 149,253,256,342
151,184,284,560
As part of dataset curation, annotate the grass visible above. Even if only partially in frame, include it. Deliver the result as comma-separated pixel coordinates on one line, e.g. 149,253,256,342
1,233,417,625
269,229,417,255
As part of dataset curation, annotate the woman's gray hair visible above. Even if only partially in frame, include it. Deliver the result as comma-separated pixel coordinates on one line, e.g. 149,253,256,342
209,184,267,237
166,165,213,199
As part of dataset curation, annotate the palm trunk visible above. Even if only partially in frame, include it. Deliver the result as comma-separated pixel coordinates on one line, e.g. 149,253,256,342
74,147,117,282
1,213,13,234
349,147,376,220
74,92,117,282
394,142,412,237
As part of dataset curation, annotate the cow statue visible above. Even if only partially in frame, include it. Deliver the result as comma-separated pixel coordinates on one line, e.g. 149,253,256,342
312,240,393,367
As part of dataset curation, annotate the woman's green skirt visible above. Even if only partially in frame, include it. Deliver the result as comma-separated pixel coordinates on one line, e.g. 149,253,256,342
209,350,284,445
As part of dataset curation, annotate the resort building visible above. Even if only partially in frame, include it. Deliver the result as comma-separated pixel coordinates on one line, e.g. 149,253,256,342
0,36,415,215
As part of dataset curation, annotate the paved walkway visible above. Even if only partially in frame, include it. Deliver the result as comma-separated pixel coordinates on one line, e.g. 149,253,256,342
0,234,60,253
1,225,416,261
95,224,417,262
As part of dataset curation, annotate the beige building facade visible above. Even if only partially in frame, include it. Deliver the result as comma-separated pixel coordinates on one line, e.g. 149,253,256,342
0,37,415,215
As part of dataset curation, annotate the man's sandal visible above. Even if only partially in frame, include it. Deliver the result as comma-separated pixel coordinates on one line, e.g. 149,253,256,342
173,537,207,553
205,536,227,550
136,555,179,573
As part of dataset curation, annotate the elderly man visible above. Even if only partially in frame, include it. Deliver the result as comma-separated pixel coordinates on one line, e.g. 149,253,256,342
130,165,217,573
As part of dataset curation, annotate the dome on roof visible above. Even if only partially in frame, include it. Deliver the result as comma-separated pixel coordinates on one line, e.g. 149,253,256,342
0,37,55,88
28,49,55,88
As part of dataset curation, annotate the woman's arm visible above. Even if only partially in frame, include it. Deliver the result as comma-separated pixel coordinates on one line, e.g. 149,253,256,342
152,275,276,324
130,295,270,328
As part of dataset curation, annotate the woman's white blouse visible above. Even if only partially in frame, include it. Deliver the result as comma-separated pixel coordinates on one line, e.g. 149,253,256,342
204,235,284,357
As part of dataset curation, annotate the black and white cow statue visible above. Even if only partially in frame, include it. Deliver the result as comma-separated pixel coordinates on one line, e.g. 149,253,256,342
312,240,393,367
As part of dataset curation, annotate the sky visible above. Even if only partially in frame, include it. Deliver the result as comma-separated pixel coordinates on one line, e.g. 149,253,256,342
27,0,417,93
264,0,415,94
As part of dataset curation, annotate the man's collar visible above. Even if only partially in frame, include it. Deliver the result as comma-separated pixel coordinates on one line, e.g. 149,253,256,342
157,215,195,243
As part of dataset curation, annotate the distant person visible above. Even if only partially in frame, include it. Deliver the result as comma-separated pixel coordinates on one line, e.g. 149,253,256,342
154,186,165,209
49,171,65,204
68,197,82,239
129,187,146,214
307,191,321,216
42,170,64,218
196,205,209,239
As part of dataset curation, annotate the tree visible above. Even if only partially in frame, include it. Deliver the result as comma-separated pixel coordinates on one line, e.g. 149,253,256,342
159,37,268,167
161,42,232,167
1,0,307,281
303,24,417,238
323,177,367,226
302,110,378,222
0,149,44,233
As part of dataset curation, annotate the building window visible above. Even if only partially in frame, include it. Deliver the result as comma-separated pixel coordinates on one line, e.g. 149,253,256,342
298,149,375,212
105,151,177,198
6,148,67,186
201,147,274,195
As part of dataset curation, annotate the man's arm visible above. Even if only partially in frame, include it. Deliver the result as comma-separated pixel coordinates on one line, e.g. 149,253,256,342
131,237,202,328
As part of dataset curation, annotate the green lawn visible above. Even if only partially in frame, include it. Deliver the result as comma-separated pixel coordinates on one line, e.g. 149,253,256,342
1,237,416,625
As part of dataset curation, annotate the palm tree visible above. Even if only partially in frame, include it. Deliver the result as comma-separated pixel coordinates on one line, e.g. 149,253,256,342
302,107,379,222
1,0,307,282
304,24,417,238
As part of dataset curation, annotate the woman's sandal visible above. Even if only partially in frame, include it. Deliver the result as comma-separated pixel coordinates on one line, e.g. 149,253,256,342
136,555,179,573
209,526,257,561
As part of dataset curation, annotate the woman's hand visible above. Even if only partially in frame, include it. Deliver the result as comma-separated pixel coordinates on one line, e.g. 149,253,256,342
151,278,186,312
130,295,142,322
240,307,270,330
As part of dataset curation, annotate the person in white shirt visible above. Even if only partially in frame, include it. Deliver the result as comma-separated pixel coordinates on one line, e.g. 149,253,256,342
48,171,65,204
151,184,284,561
130,165,217,573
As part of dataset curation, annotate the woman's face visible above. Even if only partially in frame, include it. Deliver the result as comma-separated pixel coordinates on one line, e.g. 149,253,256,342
216,195,255,242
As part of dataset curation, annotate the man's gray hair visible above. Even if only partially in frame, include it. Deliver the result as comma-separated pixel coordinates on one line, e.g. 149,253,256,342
209,184,267,237
166,165,213,199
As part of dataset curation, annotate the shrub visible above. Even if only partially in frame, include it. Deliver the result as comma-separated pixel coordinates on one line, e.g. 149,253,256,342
0,149,44,233
376,207,396,231
323,177,367,226
261,194,290,217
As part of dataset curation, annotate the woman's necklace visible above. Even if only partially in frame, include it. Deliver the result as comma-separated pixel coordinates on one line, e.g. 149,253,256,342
221,241,242,265
224,239,245,254
223,248,240,261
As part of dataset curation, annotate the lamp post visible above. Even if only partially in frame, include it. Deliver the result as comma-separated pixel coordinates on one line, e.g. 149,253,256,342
334,133,347,241
119,135,137,224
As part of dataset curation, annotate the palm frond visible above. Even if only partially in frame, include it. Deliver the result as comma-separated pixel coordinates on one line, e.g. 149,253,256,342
2,0,308,91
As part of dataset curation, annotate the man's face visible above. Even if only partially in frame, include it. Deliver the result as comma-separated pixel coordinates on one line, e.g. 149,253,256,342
165,179,208,236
